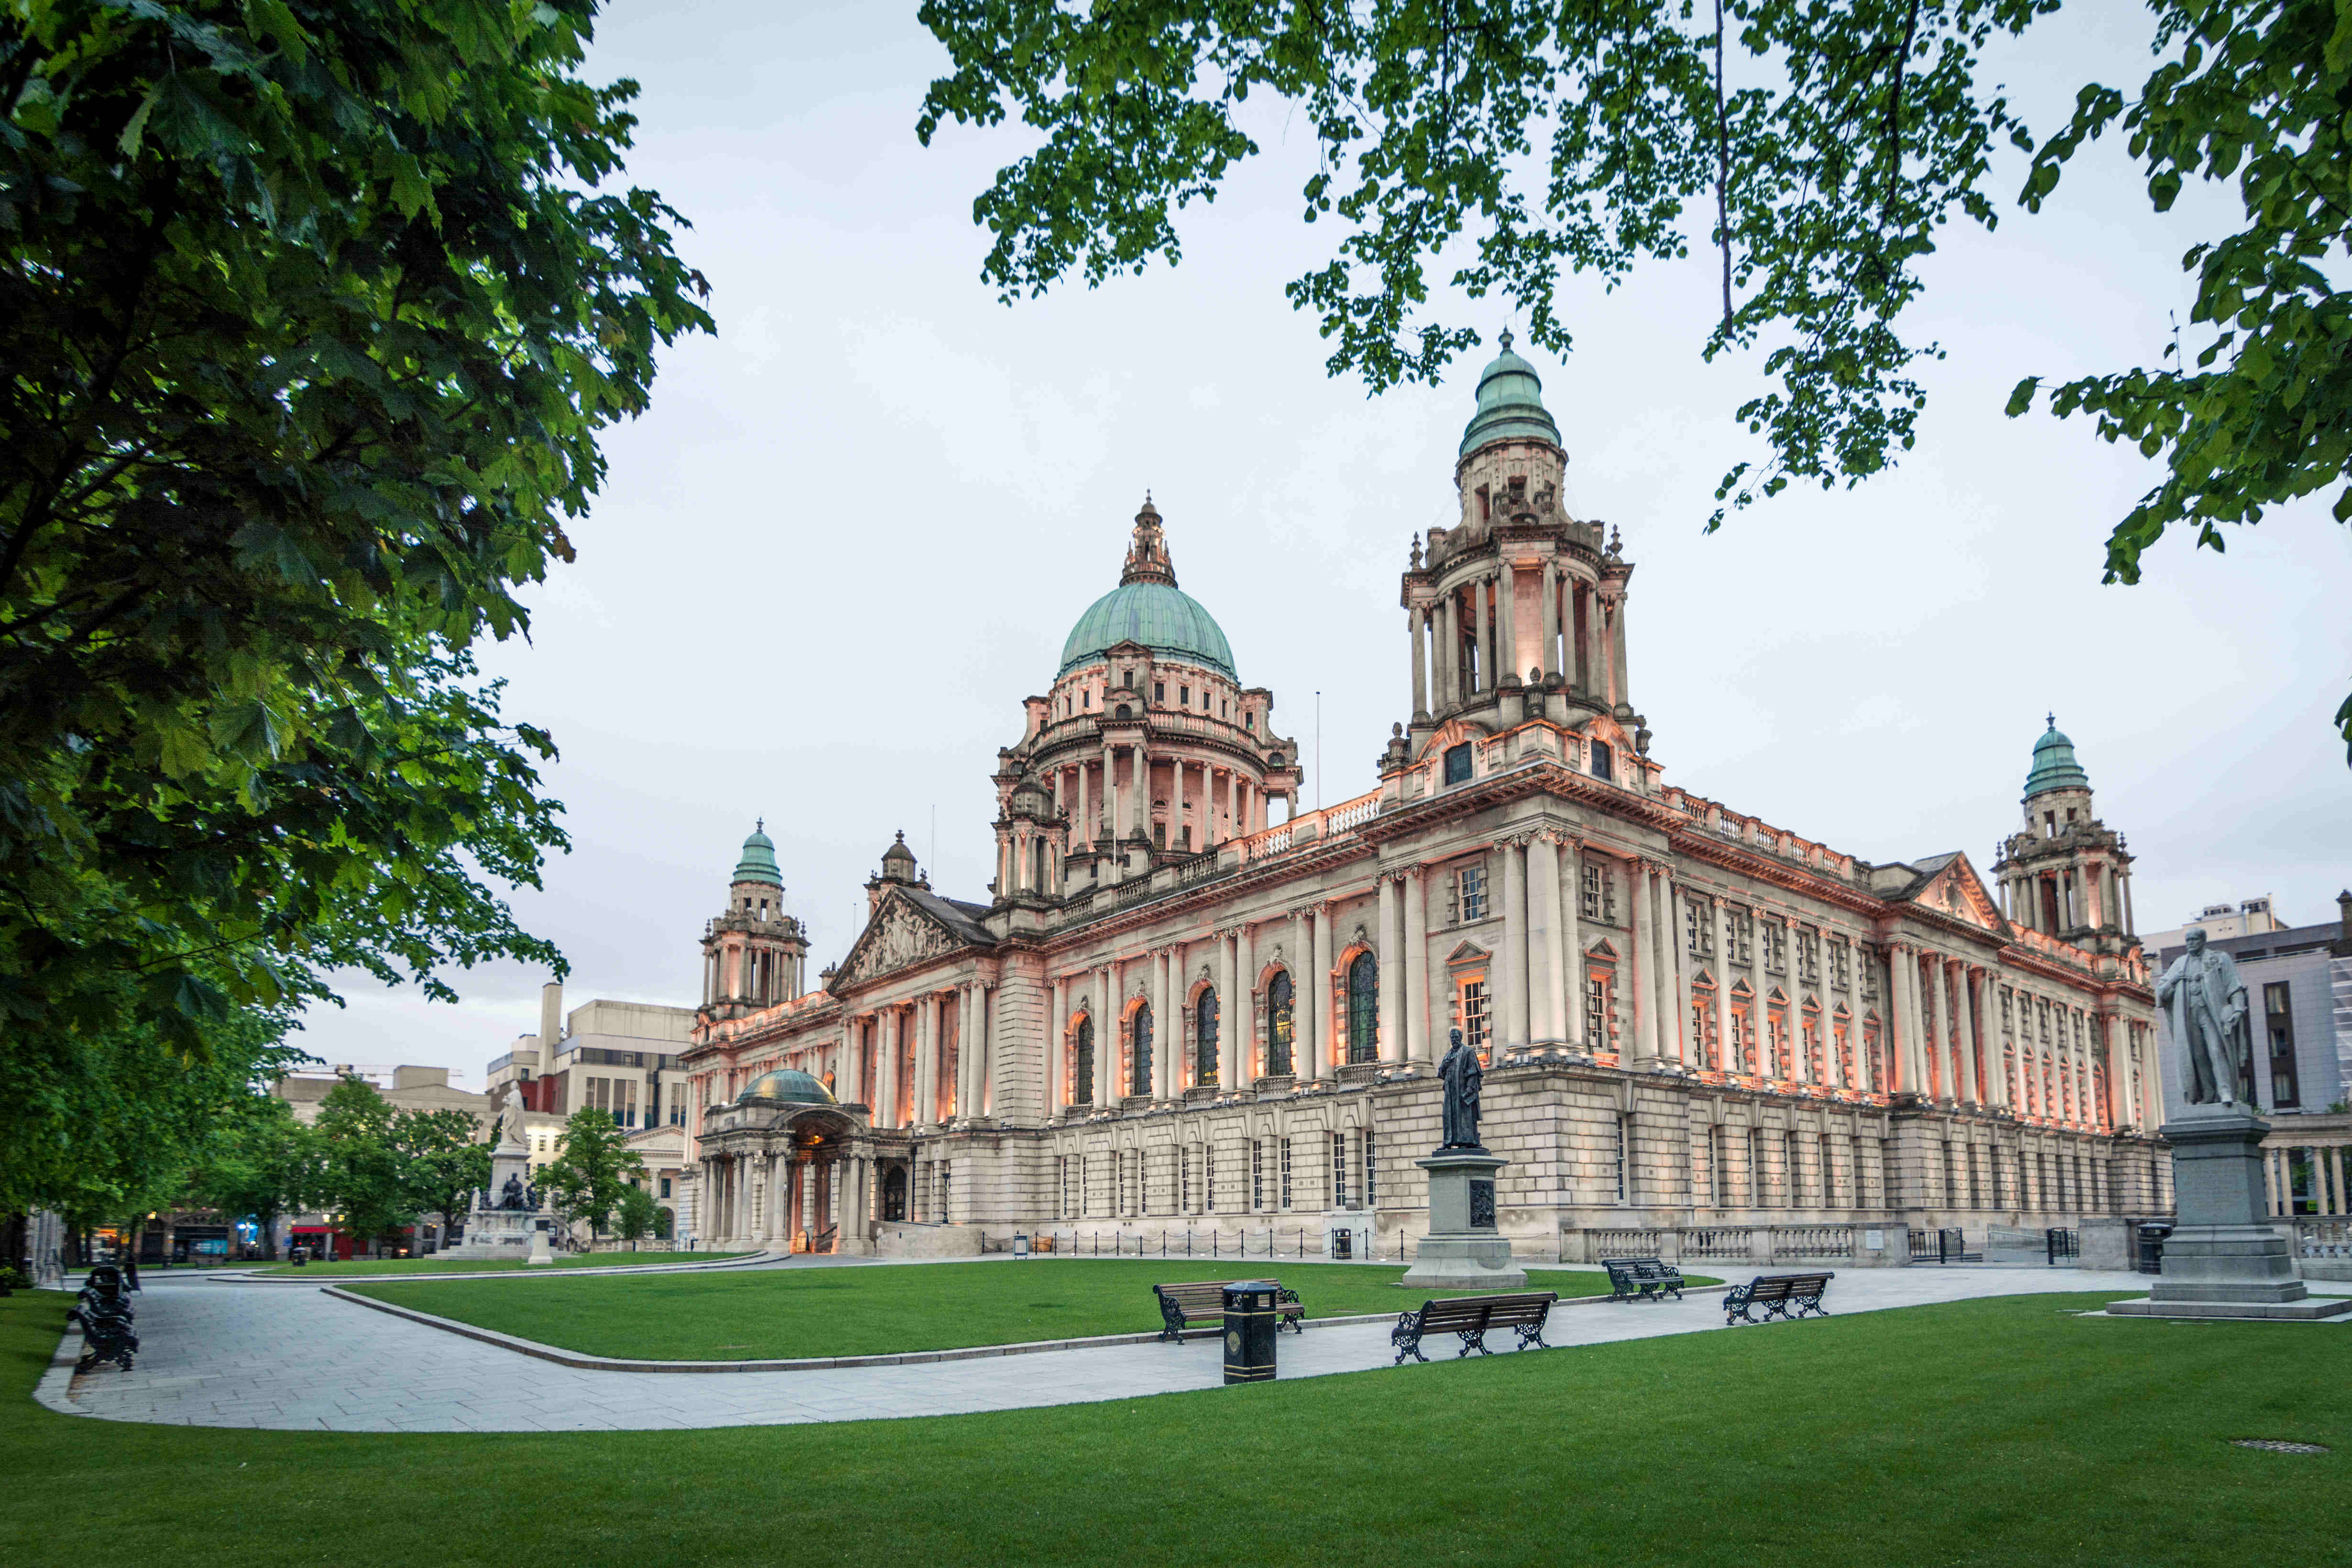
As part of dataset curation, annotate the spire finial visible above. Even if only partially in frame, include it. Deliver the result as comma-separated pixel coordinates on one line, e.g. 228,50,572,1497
1119,494,1179,587
1498,327,1514,351
755,816,764,833
2046,711,2057,731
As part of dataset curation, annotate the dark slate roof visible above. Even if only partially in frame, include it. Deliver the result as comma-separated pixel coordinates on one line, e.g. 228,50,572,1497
901,886,995,948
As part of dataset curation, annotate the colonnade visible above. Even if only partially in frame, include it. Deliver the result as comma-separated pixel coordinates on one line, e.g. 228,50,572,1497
2002,854,2135,937
700,933,803,1007
699,1143,872,1250
1050,747,1280,850
2264,1138,2352,1217
1407,555,1626,717
837,981,993,1127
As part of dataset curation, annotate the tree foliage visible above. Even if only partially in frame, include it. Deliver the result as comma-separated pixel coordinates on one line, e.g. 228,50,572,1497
314,1076,412,1251
918,0,2352,753
613,1181,658,1249
540,1107,642,1239
0,0,714,1070
189,1092,321,1259
393,1105,491,1244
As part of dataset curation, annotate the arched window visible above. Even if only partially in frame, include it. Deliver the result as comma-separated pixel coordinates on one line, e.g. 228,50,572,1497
1195,989,1219,1087
1266,972,1294,1077
1073,1017,1095,1105
1346,951,1378,1064
1130,1003,1154,1097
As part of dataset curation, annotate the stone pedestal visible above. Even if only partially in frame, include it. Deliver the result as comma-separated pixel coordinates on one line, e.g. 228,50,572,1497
525,1220,554,1267
1401,1148,1525,1291
438,1124,543,1261
2110,1106,2352,1321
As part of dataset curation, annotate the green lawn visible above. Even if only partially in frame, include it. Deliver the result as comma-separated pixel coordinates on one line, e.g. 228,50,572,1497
343,1261,1668,1359
249,1251,755,1278
4,1285,2345,1568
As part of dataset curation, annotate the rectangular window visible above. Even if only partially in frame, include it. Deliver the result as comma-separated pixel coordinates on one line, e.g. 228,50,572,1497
1205,1140,1217,1212
1614,1115,1628,1203
1764,923,1786,975
1459,863,1488,922
1580,860,1607,922
1461,979,1491,1057
1332,1131,1347,1208
1153,680,1165,701
1364,1129,1378,1206
1251,1140,1264,1210
1280,1137,1294,1209
1179,685,1190,707
1728,910,1753,967
1831,940,1850,992
1585,974,1608,1052
2265,982,2299,1108
1444,742,1474,786
659,1177,671,1199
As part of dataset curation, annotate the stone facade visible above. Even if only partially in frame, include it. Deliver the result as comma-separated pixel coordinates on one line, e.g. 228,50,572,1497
683,338,2169,1260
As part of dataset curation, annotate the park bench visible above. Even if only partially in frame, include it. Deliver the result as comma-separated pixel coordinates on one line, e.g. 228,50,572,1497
1152,1280,1305,1343
1721,1272,1834,1325
1390,1292,1560,1364
1600,1257,1686,1303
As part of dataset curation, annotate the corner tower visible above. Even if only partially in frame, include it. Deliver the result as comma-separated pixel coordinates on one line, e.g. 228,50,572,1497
697,821,810,1024
1400,332,1646,762
1992,718,2138,951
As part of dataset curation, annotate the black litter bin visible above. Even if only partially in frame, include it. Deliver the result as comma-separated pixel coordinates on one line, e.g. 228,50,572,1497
1223,1280,1280,1385
2135,1222,2171,1275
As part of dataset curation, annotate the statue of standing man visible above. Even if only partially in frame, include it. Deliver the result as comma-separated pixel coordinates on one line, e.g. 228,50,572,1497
1439,1028,1484,1149
2157,928,2251,1107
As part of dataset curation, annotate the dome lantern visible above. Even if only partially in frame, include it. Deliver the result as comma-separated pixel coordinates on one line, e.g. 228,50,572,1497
1458,329,1564,459
2023,713,2091,800
731,819,783,888
1057,498,1237,680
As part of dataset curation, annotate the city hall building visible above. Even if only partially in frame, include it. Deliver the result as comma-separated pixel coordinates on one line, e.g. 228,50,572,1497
681,339,2168,1261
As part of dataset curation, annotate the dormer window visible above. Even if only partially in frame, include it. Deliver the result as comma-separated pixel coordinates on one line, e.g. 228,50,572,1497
1591,740,1614,782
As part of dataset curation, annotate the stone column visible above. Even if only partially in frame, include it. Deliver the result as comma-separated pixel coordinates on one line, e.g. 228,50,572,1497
1956,965,1980,1106
1409,603,1428,718
1497,561,1519,683
1541,560,1560,678
1528,836,1563,1042
1049,975,1068,1119
1102,741,1119,843
1311,903,1335,1079
1563,838,1585,1051
1154,947,1173,1099
1378,874,1405,1063
914,992,937,1126
1630,858,1660,1064
872,1009,896,1129
1437,593,1456,709
1391,870,1426,1066
1668,877,1692,1065
1582,584,1603,696
1930,956,1954,1101
1651,866,1678,1065
1713,899,1734,1070
1472,576,1491,694
1216,929,1238,1086
1499,837,1527,1048
1610,586,1631,709
1097,963,1116,1103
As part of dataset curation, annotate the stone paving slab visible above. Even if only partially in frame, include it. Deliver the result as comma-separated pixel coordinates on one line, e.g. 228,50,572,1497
34,1267,2203,1434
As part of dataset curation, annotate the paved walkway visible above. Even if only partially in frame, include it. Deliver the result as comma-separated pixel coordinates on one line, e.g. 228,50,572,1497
31,1266,2204,1434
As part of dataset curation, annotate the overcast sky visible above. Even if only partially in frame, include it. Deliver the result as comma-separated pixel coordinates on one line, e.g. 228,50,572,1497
295,1,2351,1086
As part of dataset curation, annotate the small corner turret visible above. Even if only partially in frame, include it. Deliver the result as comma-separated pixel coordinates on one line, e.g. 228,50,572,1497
1991,716,2138,954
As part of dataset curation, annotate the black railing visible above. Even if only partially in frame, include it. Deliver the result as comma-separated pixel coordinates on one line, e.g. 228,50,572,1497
2045,1227,2079,1265
980,1227,1386,1261
1906,1227,1982,1265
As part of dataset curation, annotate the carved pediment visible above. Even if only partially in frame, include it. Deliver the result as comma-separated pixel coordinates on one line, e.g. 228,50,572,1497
837,893,966,987
1914,854,2004,933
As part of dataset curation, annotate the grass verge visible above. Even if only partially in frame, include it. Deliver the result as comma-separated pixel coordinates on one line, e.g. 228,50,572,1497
342,1260,1677,1358
3,1286,2344,1568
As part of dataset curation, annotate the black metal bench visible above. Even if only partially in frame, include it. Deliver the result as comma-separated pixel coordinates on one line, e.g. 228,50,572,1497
1600,1256,1686,1303
1721,1272,1834,1325
1152,1280,1305,1343
1391,1292,1560,1364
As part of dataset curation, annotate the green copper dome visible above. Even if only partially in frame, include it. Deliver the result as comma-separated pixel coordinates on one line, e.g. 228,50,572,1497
2023,717,2090,798
737,1067,834,1106
1059,582,1236,680
1459,330,1564,458
731,821,782,888
1059,496,1237,680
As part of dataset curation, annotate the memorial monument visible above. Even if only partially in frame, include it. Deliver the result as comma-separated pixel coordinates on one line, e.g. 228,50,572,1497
2111,928,2352,1319
1400,1031,1526,1290
438,1111,552,1261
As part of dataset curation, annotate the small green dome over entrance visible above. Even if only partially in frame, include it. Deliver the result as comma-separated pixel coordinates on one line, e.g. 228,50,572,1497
1459,329,1564,458
738,1068,834,1106
2024,716,2090,798
732,821,782,887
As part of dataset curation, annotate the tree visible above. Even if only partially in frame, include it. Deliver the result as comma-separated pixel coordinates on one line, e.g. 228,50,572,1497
314,1077,410,1255
189,1094,321,1260
0,0,713,1100
918,0,2352,754
539,1108,643,1242
613,1183,660,1251
394,1107,491,1252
